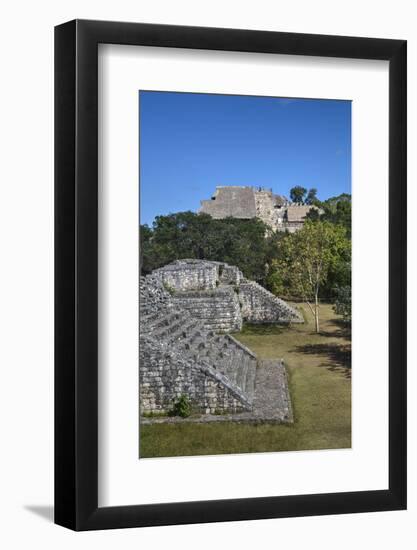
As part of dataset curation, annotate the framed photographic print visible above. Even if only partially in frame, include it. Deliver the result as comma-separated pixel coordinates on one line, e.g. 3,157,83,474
55,20,406,530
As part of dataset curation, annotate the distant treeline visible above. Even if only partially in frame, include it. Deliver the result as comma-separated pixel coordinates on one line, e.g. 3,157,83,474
140,193,351,303
306,192,352,239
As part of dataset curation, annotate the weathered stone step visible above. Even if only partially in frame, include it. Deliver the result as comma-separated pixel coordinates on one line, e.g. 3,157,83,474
150,318,183,339
151,315,199,341
216,351,240,385
140,312,159,326
166,319,201,345
245,281,303,321
235,355,250,392
139,306,161,318
188,329,205,346
171,288,242,333
244,361,256,403
151,310,188,330
140,270,261,413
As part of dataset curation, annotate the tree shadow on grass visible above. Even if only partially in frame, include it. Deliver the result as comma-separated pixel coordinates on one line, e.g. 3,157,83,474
293,342,351,379
332,318,350,330
317,319,351,340
319,327,351,340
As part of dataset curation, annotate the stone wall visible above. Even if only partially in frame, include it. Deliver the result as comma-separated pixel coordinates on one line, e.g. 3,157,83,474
254,189,278,229
219,263,243,286
239,281,303,324
171,286,242,332
199,186,257,219
153,260,218,291
199,185,317,233
140,336,248,414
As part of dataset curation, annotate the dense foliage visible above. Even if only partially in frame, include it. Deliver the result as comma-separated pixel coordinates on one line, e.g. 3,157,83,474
306,193,351,237
289,186,320,205
267,221,350,332
289,186,308,204
333,285,352,325
140,212,284,283
305,187,318,205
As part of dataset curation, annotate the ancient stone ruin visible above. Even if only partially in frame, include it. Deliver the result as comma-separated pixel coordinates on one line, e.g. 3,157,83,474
152,259,302,332
199,185,315,233
140,260,302,423
140,273,257,416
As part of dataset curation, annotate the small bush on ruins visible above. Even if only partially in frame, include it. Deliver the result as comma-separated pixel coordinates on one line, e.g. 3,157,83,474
162,281,176,295
171,395,192,418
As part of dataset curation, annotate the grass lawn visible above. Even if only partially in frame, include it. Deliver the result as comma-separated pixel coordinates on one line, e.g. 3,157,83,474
139,303,351,458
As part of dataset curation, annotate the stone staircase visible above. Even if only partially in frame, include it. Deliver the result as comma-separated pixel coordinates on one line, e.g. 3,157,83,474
140,276,257,412
240,280,303,324
152,259,303,331
171,286,242,333
195,334,257,404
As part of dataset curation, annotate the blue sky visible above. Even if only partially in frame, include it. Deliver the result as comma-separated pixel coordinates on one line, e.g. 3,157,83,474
139,91,351,226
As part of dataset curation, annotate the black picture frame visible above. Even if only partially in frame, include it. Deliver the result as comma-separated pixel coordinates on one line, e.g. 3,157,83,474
55,19,407,531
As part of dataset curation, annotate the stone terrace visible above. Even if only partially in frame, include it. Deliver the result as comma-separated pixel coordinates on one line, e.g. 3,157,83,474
140,275,257,415
141,358,293,425
153,259,303,332
140,261,301,423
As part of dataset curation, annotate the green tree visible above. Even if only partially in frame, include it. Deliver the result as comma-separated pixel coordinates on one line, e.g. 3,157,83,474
140,224,161,274
271,220,350,332
305,188,318,205
140,212,270,282
305,193,351,238
290,186,307,204
219,217,269,281
333,286,352,324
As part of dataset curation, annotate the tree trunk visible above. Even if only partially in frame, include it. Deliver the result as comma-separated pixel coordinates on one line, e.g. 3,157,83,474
314,293,320,333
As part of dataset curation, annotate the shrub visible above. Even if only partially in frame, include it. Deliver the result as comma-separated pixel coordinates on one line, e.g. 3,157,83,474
333,286,351,324
172,394,192,418
162,282,176,295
